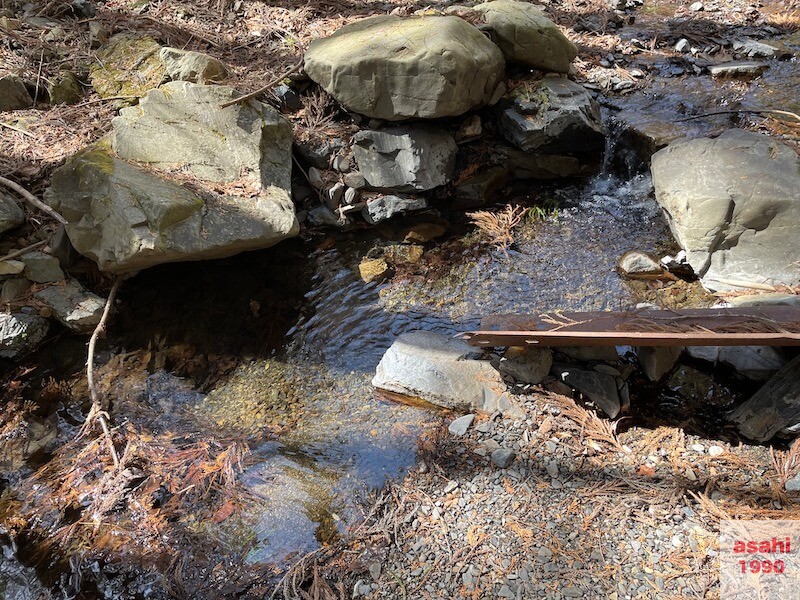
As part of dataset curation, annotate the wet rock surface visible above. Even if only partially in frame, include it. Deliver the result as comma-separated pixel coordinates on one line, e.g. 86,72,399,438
372,331,506,412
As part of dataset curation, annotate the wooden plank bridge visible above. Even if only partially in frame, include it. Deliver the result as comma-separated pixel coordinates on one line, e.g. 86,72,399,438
461,306,800,348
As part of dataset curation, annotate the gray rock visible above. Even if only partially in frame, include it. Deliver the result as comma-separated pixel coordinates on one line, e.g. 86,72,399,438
618,251,662,276
326,182,345,209
296,138,344,170
344,172,367,190
372,331,507,412
732,38,785,59
675,39,690,53
651,130,800,292
499,346,553,385
725,293,800,308
1,278,32,302
0,260,24,275
552,363,621,417
555,346,618,362
34,279,105,333
786,472,800,492
473,0,577,72
344,187,359,206
112,81,291,186
729,354,800,441
0,313,49,358
491,448,516,468
307,206,342,227
47,83,298,273
159,47,228,83
448,414,476,436
304,15,505,120
50,224,81,269
708,61,768,78
362,195,427,224
636,346,682,381
307,166,325,189
271,84,302,112
498,78,604,153
21,251,64,283
353,126,457,192
687,346,787,381
0,75,33,111
48,71,83,105
0,192,25,233
89,33,165,101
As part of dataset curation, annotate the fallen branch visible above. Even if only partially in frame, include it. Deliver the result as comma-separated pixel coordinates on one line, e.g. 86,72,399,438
0,176,67,225
0,121,35,138
0,239,48,262
80,276,125,469
675,109,800,124
219,59,304,109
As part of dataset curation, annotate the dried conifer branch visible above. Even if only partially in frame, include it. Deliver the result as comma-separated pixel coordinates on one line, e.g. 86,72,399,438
219,59,304,109
0,175,68,225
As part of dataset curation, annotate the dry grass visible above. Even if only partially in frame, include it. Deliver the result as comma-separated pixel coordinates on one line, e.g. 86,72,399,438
544,391,629,455
467,204,527,254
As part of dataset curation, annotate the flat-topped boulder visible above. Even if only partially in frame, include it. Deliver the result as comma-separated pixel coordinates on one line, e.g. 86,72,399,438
651,129,800,292
304,15,505,120
473,0,577,73
45,83,298,273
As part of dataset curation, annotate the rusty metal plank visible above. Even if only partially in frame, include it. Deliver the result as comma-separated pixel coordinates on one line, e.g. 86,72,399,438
463,306,800,347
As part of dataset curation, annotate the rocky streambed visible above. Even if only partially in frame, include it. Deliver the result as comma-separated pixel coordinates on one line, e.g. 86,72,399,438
1,0,800,597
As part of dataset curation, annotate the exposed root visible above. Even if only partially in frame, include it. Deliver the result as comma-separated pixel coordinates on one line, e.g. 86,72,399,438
80,276,125,468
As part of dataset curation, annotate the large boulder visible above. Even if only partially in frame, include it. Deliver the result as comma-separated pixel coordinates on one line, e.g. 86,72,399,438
372,331,507,412
473,0,577,73
304,15,505,120
45,83,298,272
89,33,165,100
651,130,800,292
353,126,457,191
498,77,604,153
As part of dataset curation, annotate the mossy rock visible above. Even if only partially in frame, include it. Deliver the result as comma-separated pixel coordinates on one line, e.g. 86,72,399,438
89,33,166,102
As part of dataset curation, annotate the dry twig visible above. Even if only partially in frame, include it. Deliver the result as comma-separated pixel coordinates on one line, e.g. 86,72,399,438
0,175,67,225
220,59,304,109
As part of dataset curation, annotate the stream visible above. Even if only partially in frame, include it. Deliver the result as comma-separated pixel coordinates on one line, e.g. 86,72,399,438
2,39,799,599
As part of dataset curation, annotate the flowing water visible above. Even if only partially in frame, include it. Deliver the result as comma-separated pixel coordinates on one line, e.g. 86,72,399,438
4,48,800,597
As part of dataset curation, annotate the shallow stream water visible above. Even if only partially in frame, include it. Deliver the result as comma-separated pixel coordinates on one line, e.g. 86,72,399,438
3,46,799,597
